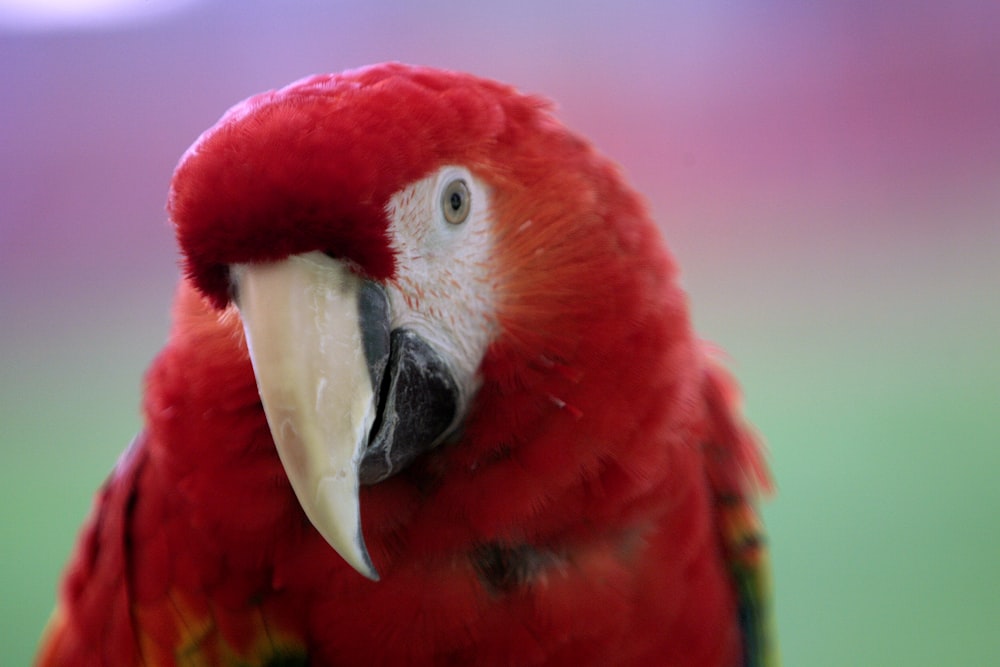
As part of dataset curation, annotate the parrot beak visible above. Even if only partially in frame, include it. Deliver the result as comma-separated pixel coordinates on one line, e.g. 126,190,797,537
233,251,459,581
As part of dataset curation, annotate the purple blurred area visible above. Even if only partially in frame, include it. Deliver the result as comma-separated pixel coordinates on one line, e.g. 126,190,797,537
3,1,997,307
3,1,999,664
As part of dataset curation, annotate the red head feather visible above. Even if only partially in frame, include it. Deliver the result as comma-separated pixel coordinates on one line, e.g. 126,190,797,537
170,63,515,307
169,61,699,550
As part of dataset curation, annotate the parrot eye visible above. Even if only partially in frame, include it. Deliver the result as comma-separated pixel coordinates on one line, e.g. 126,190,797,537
441,178,471,224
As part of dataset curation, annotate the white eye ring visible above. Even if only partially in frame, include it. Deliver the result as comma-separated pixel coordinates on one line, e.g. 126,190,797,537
441,178,471,224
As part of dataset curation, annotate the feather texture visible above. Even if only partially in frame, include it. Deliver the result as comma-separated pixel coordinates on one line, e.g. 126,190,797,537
38,63,775,666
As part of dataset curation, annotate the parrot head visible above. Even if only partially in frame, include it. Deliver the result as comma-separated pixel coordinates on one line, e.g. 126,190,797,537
169,63,687,581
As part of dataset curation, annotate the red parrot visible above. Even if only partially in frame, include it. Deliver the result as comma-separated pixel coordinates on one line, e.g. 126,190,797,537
36,63,775,666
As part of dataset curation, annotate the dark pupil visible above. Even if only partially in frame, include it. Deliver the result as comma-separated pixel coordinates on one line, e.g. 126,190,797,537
450,191,463,211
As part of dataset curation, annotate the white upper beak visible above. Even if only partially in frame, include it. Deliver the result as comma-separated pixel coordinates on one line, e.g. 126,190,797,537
233,251,380,580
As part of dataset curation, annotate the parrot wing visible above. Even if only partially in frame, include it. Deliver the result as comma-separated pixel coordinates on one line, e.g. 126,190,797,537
702,359,778,667
35,430,310,666
36,435,146,665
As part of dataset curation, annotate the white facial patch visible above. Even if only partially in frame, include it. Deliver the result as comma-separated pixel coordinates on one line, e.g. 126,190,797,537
384,166,498,413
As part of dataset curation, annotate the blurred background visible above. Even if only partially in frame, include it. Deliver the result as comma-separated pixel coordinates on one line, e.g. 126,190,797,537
2,0,997,664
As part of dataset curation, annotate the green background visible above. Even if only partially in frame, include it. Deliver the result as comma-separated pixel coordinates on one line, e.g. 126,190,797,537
3,2,999,664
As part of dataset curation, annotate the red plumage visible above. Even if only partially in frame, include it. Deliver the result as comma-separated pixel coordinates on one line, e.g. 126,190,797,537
37,63,773,666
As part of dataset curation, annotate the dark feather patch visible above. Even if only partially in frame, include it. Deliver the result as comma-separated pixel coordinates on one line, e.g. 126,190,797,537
472,542,562,595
